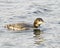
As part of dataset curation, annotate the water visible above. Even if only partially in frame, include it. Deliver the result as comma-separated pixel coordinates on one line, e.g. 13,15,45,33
0,0,60,48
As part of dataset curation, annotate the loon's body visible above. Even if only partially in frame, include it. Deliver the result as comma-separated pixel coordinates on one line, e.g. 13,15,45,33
5,18,44,31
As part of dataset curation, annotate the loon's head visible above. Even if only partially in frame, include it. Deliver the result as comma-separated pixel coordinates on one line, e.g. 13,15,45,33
34,18,44,28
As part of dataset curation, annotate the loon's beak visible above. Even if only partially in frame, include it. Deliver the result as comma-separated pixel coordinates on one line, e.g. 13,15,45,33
42,21,45,23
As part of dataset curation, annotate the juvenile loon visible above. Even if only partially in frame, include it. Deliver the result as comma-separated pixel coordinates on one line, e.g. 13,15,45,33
4,18,44,31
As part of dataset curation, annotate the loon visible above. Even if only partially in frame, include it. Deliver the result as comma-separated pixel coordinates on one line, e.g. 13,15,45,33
4,18,44,31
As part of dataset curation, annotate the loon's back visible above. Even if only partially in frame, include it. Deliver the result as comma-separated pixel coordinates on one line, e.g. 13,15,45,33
5,23,33,30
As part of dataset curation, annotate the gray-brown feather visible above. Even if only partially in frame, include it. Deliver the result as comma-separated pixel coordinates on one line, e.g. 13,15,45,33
5,23,33,30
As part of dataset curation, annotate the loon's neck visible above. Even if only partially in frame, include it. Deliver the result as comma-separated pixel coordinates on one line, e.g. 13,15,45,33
33,22,40,28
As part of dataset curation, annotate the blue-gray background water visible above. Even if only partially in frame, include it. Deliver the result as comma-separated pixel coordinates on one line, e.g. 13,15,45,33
0,0,60,48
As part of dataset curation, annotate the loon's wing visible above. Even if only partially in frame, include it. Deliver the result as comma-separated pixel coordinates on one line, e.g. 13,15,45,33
16,23,33,28
5,23,33,30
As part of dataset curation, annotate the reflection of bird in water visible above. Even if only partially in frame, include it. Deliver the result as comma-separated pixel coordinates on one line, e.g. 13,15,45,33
34,29,42,35
33,29,44,45
4,18,44,31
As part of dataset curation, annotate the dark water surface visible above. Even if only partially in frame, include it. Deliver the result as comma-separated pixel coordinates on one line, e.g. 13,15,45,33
0,0,60,48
